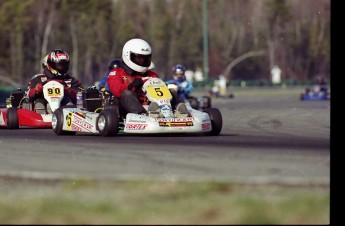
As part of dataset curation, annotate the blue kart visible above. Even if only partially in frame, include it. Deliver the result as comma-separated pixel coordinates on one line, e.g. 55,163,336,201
300,85,330,101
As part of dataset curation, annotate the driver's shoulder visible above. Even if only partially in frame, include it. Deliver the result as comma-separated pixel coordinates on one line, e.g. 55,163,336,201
30,73,45,80
29,73,48,84
146,70,158,77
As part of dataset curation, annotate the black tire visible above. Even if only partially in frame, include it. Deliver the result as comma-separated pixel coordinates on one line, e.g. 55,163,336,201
96,109,120,137
188,97,200,109
6,107,19,129
203,108,223,136
10,90,25,107
52,107,76,135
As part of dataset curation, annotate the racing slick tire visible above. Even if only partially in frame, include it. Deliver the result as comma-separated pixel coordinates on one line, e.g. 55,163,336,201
6,107,19,129
52,107,76,135
187,97,200,110
96,109,120,137
203,108,223,136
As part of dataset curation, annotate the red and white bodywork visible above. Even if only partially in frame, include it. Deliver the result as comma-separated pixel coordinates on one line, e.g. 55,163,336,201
0,81,64,128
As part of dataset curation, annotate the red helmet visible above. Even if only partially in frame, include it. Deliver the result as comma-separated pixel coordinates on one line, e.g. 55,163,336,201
46,49,70,76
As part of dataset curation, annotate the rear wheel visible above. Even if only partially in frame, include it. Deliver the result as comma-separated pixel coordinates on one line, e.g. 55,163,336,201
203,108,223,136
96,109,120,137
52,108,76,135
6,107,19,129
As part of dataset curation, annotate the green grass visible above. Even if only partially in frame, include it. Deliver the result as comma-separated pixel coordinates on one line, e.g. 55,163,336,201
0,177,329,224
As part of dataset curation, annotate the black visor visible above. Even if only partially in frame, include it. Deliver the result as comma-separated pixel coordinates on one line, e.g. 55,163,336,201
130,52,151,67
52,60,70,75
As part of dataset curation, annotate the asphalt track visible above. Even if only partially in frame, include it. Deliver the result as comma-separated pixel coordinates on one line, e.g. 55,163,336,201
0,87,330,186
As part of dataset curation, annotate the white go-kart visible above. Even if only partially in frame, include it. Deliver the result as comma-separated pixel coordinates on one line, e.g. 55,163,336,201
52,77,223,136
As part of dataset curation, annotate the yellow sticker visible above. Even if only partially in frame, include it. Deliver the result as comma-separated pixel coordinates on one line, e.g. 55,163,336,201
146,86,172,99
66,112,73,130
47,87,62,96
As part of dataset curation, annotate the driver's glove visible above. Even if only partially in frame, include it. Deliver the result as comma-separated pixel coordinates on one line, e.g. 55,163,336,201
64,86,72,95
35,83,43,94
127,78,143,91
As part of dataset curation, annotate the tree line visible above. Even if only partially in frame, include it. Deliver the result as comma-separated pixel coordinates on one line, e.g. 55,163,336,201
0,0,330,87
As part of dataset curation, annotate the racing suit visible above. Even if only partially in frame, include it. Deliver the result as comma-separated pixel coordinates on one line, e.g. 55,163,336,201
107,61,159,115
27,67,82,105
165,78,193,102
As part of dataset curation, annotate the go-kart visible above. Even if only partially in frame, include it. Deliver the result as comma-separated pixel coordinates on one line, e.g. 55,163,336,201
52,77,222,137
0,80,65,129
167,83,211,110
300,85,330,101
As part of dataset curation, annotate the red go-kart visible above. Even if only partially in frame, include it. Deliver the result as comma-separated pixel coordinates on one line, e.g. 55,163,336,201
0,81,65,129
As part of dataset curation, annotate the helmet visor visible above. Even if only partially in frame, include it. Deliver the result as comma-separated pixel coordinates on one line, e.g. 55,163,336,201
52,60,69,75
130,52,151,67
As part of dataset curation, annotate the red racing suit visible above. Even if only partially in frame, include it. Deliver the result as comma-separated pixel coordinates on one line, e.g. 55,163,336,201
107,67,158,104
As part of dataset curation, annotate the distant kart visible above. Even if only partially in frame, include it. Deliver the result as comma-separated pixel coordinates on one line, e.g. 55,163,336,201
185,95,211,110
0,80,65,129
300,85,330,101
167,83,211,110
52,77,223,137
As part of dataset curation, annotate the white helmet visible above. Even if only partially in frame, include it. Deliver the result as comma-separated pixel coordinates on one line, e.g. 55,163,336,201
122,38,152,73
149,61,155,70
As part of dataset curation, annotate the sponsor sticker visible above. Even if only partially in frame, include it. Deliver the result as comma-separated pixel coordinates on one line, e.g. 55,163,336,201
201,123,211,130
159,121,193,127
125,124,147,130
75,112,86,119
156,118,193,122
72,116,93,131
0,111,5,125
66,111,93,131
109,71,116,76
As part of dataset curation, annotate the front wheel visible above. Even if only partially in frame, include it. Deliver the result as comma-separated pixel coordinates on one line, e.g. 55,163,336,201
6,107,19,129
204,108,223,136
52,108,76,135
96,109,120,137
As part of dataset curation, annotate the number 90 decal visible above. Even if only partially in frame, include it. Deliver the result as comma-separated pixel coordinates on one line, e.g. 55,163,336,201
47,87,62,96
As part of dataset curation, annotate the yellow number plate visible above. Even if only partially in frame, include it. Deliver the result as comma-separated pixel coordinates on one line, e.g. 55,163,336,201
47,87,63,96
146,86,172,99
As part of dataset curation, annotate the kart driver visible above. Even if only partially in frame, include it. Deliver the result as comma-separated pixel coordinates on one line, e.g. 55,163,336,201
316,75,328,93
98,58,122,92
165,64,193,102
27,49,82,113
107,38,188,117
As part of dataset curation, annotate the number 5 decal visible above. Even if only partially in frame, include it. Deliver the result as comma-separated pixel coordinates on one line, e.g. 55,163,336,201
155,88,163,96
66,112,72,130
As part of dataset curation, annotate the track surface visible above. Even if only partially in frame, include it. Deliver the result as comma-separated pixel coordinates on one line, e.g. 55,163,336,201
0,87,330,186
